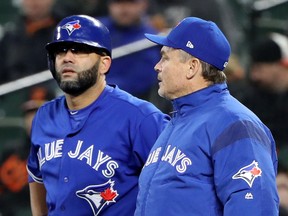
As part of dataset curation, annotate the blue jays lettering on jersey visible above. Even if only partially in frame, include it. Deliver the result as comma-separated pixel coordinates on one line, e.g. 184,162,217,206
27,85,169,216
135,83,279,216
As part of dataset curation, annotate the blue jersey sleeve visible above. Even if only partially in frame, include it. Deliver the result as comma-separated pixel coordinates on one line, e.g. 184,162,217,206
212,120,279,215
27,112,43,183
132,112,170,169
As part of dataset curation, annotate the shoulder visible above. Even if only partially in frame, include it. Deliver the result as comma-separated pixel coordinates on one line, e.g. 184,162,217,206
35,96,65,116
207,92,269,133
106,86,166,117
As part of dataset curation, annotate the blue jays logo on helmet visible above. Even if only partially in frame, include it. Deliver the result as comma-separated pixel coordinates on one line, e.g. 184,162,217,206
61,20,81,36
232,160,262,187
76,180,118,216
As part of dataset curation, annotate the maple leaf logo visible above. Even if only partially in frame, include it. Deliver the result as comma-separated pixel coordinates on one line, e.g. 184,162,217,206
250,167,261,176
101,188,117,201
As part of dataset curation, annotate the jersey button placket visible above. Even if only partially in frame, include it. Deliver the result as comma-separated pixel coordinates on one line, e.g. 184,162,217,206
60,205,66,211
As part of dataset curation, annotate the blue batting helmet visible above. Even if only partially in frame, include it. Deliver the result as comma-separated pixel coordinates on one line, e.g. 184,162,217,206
46,15,112,76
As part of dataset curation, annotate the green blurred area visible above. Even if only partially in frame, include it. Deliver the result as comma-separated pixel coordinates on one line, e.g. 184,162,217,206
0,91,27,153
0,0,17,24
0,0,22,148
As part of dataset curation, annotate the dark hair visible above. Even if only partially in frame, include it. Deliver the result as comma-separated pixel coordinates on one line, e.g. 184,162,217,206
179,49,226,84
200,60,226,84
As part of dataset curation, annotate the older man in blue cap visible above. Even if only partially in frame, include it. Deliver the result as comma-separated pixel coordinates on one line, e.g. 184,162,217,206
135,17,279,216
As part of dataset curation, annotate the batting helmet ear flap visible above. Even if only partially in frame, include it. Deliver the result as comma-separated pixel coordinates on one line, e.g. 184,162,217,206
47,52,57,79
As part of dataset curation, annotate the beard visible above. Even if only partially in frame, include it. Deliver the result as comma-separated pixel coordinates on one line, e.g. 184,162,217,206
55,60,100,96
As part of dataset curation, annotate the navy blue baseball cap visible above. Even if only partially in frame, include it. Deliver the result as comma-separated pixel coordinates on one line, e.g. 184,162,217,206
145,17,231,71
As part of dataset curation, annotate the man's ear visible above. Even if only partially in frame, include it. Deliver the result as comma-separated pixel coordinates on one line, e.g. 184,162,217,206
100,56,112,75
186,58,201,79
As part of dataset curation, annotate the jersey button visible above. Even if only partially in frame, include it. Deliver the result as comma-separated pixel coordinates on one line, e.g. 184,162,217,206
60,205,65,211
64,177,69,182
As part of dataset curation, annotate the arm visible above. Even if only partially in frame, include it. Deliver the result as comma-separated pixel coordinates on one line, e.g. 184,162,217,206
133,112,169,167
212,120,279,215
29,182,48,216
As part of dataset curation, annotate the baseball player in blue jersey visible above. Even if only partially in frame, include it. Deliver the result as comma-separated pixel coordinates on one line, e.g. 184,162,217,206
135,17,279,215
26,15,169,216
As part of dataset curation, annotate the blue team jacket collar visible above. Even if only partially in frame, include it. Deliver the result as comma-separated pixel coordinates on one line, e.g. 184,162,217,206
172,83,228,115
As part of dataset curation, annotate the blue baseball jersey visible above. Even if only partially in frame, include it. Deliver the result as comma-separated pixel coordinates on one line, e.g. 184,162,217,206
27,85,170,216
135,83,279,216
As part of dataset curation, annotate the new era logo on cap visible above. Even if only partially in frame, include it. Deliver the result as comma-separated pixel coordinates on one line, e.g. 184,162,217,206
186,41,194,49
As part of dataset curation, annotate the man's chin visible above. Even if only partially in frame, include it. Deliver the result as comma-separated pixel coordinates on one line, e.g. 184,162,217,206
158,89,166,99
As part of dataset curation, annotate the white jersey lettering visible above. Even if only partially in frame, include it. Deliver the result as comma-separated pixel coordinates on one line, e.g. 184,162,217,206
68,140,83,158
103,161,119,178
77,145,94,166
93,150,111,171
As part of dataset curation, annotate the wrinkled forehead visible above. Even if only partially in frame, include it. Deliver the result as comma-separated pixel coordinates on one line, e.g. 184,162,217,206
161,46,178,54
160,46,187,59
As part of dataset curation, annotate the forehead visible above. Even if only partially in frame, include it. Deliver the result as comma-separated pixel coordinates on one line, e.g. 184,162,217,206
161,46,178,55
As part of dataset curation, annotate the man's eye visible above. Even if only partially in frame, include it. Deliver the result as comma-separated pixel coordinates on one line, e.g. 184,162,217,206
70,48,80,54
161,56,168,61
71,47,91,54
54,48,67,55
53,46,96,57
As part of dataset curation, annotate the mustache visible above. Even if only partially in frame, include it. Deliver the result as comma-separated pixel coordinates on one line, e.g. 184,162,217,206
59,64,77,73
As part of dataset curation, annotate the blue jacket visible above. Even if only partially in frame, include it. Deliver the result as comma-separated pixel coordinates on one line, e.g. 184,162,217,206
135,83,279,216
27,85,170,216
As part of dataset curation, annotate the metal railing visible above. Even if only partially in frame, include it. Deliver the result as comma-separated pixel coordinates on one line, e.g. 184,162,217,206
0,38,158,96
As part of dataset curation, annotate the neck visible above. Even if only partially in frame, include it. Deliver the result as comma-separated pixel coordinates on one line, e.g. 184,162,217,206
65,79,106,110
